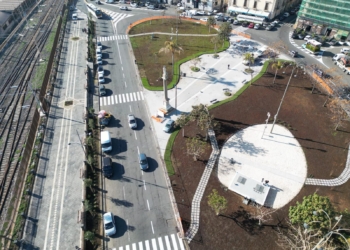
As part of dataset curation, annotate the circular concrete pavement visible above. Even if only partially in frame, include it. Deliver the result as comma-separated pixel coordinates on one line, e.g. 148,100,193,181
217,124,307,209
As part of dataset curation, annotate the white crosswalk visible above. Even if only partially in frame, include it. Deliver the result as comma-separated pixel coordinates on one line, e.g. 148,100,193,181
97,35,128,42
100,91,144,106
114,233,185,250
104,10,133,28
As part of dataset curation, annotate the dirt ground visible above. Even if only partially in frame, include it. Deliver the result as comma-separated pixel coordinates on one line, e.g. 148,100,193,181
170,65,350,250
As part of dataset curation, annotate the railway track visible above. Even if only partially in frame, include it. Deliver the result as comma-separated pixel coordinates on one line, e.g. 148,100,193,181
0,0,66,224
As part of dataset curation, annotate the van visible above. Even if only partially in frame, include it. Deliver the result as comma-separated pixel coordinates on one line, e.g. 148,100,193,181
255,46,267,57
189,10,197,16
101,131,112,153
332,53,346,61
341,48,349,54
72,13,78,20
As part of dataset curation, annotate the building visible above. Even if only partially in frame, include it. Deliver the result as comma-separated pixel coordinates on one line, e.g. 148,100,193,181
295,0,350,40
227,0,301,20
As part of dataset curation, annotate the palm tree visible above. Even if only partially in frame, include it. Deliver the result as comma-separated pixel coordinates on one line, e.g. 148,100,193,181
271,60,284,84
211,36,221,54
207,17,216,33
243,53,255,70
159,41,183,78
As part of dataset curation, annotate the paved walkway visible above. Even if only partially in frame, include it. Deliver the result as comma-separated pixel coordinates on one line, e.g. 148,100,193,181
185,129,219,243
129,32,217,37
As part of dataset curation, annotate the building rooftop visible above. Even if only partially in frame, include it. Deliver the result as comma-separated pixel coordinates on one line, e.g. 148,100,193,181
0,0,24,11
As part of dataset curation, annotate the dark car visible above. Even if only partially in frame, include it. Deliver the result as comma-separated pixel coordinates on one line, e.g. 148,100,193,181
279,15,285,21
289,50,298,57
298,34,305,39
223,16,230,22
216,16,224,22
102,157,113,178
291,33,298,39
329,40,338,46
241,22,248,27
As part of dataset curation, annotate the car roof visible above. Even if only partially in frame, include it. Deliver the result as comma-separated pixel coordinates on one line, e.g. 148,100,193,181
139,153,147,160
103,212,113,222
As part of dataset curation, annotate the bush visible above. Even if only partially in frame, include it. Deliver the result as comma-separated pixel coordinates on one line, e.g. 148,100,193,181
88,118,95,130
191,66,200,72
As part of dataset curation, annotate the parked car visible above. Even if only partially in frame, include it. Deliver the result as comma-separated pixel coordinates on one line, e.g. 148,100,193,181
341,48,350,54
289,50,298,57
97,41,102,50
329,40,338,46
241,22,248,27
291,33,298,38
163,119,175,133
216,16,224,22
120,6,128,10
98,66,104,75
254,24,260,30
233,19,240,25
128,114,137,129
223,16,230,22
177,2,181,7
200,18,208,22
214,13,223,19
139,153,149,170
269,22,276,27
279,15,285,21
290,10,296,15
197,11,205,15
265,25,272,31
103,212,116,236
102,157,113,178
248,23,254,28
301,43,307,49
147,5,155,9
304,35,311,41
99,85,106,96
97,57,102,65
283,12,290,17
130,2,138,7
98,75,105,84
298,34,305,39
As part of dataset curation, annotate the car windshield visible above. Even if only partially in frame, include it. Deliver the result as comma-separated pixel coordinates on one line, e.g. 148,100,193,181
105,221,114,229
140,159,147,165
129,119,135,124
99,76,103,80
102,142,111,148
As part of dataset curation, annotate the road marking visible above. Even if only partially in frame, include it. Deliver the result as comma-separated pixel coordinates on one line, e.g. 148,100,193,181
140,91,144,100
125,81,127,87
143,180,146,190
138,242,143,250
122,94,126,103
145,240,150,250
132,243,136,250
111,95,114,105
126,93,130,102
259,37,266,40
151,221,155,234
121,67,123,71
115,95,118,104
123,73,125,78
171,234,178,250
123,186,126,199
137,146,140,154
137,92,141,100
178,233,185,250
151,239,157,250
130,93,134,102
133,92,137,101
126,245,130,250
164,236,171,249
134,130,137,140
147,199,150,210
158,237,164,250
127,219,130,241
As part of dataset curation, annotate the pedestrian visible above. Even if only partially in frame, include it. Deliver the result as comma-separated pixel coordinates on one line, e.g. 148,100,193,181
228,64,230,69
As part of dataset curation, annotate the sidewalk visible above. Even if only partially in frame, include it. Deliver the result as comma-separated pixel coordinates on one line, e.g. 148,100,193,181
143,34,290,155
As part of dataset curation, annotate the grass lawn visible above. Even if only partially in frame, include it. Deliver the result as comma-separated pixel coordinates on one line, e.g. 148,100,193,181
130,19,226,88
170,64,350,249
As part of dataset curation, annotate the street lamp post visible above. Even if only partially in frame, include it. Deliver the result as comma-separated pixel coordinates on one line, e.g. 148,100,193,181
261,112,270,139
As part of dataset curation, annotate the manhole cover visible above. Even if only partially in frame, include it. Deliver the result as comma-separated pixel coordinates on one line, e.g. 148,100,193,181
65,101,73,106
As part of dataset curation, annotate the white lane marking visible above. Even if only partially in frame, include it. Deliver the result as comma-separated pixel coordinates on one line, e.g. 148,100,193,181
138,242,143,250
125,81,127,87
137,92,141,100
111,95,114,105
119,94,122,103
119,247,123,250
130,93,134,102
133,92,137,101
123,186,126,199
145,240,150,250
147,199,150,210
140,91,144,100
121,67,123,71
260,37,266,40
178,233,185,250
126,246,130,250
137,146,140,155
143,180,146,190
132,243,136,250
100,98,102,106
171,234,178,250
122,94,126,103
151,238,157,250
134,130,137,140
151,221,155,234
127,219,130,241
115,95,118,104
107,96,111,105
123,73,125,78
165,235,171,250
126,93,130,102
158,237,165,250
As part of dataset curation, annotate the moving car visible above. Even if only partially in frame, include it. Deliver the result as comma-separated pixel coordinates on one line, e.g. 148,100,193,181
163,119,174,133
139,153,149,170
120,6,128,10
99,85,106,96
103,212,116,236
102,157,113,178
289,50,298,57
248,23,254,29
128,114,137,129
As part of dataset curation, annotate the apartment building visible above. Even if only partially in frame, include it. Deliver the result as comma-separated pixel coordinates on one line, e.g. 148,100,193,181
227,0,300,20
295,0,350,40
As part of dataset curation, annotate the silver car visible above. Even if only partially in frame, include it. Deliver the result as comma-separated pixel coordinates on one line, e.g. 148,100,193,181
103,212,116,236
128,114,137,129
139,153,149,170
163,119,174,133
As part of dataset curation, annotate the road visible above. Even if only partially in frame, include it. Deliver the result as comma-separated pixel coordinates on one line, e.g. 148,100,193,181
92,3,184,249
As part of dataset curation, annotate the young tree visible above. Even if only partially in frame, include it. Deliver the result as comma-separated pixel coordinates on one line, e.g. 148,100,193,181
84,231,95,244
207,189,227,215
186,137,206,161
328,98,350,131
243,53,255,70
210,35,221,54
218,22,232,46
84,178,94,192
177,9,184,24
271,60,285,84
159,41,183,77
175,113,190,137
189,104,219,140
84,199,95,216
207,16,216,33
250,205,276,226
191,56,201,68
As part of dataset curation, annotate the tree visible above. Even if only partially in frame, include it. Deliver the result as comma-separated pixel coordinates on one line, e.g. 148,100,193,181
250,205,276,226
243,53,255,70
188,104,219,140
328,98,350,131
177,9,184,24
175,113,190,137
271,60,285,84
207,189,227,215
207,17,216,33
84,231,95,243
84,199,95,215
84,178,94,192
289,194,335,232
191,57,201,68
159,41,183,78
218,22,232,46
210,35,221,54
186,137,206,161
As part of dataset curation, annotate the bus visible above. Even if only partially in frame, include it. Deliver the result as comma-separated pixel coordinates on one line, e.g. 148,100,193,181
236,14,266,25
87,3,102,19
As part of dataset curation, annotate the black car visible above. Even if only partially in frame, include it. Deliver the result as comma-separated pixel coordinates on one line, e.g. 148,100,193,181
102,157,113,178
279,16,285,21
289,50,298,57
241,22,248,27
298,34,305,39
223,16,230,22
216,16,224,22
291,33,298,39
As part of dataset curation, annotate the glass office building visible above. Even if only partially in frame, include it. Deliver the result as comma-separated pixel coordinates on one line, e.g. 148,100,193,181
296,0,350,40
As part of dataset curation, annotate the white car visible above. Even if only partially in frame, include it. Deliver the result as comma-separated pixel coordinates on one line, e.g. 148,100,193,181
130,3,138,7
128,114,137,129
197,11,205,15
304,35,311,41
97,57,102,65
103,212,116,236
179,6,185,10
97,41,102,50
98,75,105,83
200,18,208,22
215,13,223,19
120,6,128,10
177,2,181,7
98,66,104,75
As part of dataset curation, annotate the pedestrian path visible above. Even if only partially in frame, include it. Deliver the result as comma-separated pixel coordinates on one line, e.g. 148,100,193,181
100,91,144,107
185,129,219,243
97,34,128,42
114,233,185,250
103,10,133,28
305,144,350,186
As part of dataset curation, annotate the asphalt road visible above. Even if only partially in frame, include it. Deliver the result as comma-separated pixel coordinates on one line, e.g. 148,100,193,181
89,3,181,249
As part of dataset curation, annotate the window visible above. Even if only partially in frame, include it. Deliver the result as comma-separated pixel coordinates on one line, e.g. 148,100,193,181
233,0,236,5
243,0,247,7
253,0,257,8
264,2,269,11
